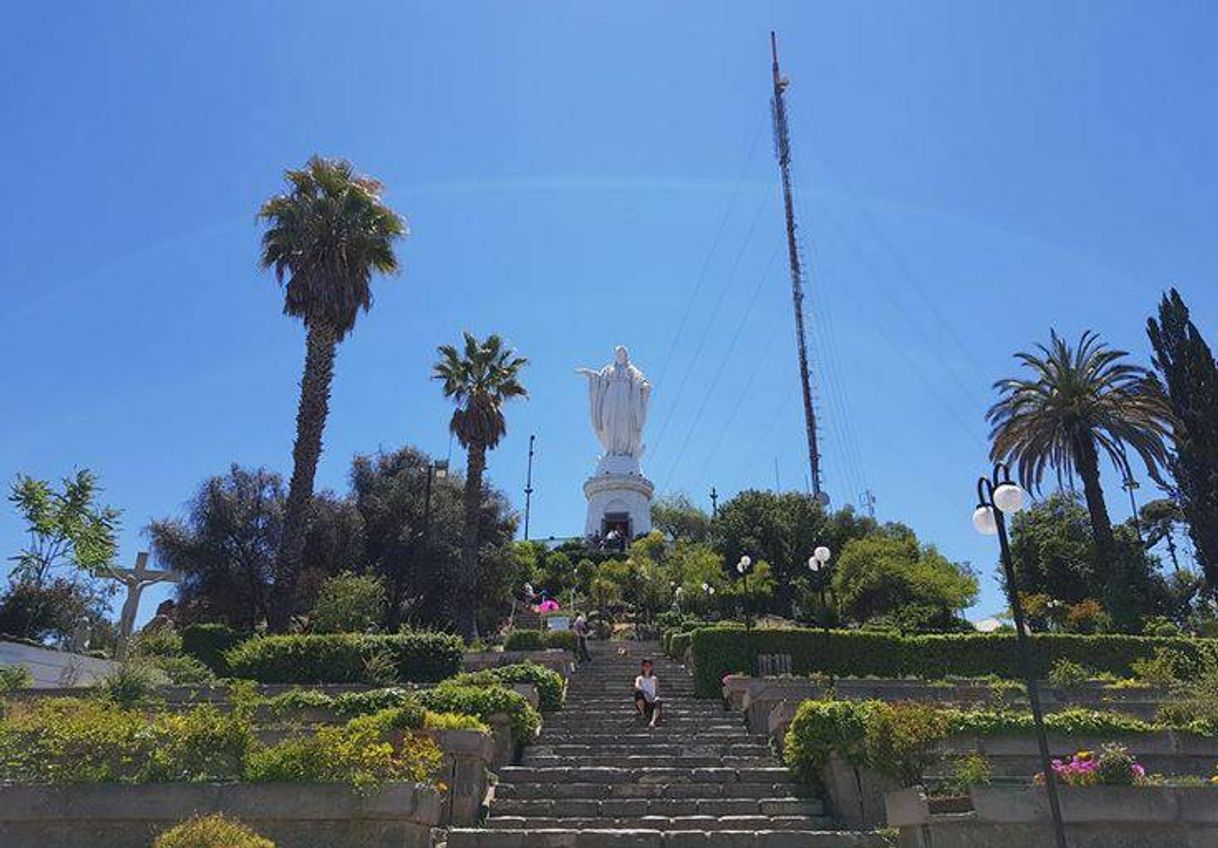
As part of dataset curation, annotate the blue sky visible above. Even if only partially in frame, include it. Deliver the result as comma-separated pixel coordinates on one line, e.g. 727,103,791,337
2,1,1216,624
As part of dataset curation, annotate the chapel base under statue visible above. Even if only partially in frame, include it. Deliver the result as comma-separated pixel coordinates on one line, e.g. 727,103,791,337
583,454,653,539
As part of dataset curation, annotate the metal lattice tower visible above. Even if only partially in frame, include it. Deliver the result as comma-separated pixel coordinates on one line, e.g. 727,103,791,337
770,31,824,501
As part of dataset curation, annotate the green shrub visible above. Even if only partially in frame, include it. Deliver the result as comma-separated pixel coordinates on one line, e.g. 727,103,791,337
154,814,276,848
0,665,32,693
131,629,183,659
95,661,160,707
0,698,254,784
504,630,542,651
424,710,490,732
244,718,441,791
418,683,540,747
785,698,1165,789
689,625,1218,697
864,702,951,786
332,687,419,718
783,699,872,785
181,624,241,675
504,629,576,653
1048,658,1093,689
939,753,991,796
454,662,565,711
153,654,217,685
224,631,462,684
262,688,336,716
309,572,386,634
1130,646,1189,688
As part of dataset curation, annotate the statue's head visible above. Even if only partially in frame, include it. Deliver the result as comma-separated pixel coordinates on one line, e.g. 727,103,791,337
614,345,629,365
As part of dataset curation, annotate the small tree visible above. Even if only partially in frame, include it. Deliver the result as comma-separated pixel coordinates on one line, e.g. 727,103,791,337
1148,288,1218,589
309,571,386,633
3,471,119,644
8,470,120,585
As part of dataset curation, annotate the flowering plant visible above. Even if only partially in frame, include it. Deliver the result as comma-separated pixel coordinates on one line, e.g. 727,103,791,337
1035,744,1146,787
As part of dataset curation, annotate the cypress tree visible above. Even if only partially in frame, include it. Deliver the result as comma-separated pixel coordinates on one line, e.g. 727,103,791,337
1147,288,1218,588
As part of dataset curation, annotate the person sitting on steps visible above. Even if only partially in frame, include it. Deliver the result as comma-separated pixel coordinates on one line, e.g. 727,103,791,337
632,658,662,727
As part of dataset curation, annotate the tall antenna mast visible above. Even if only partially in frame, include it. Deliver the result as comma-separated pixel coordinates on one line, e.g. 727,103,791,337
523,434,536,540
770,31,824,502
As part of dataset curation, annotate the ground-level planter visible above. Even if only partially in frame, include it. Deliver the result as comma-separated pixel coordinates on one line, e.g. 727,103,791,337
886,784,1218,848
0,781,442,848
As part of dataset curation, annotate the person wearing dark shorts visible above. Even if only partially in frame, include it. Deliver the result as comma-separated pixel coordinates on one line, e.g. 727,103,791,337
632,658,662,727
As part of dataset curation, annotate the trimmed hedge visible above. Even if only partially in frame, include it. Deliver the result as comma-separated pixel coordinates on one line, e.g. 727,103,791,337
690,626,1218,697
418,683,540,747
783,698,1165,789
181,624,242,675
225,631,463,684
450,662,565,711
504,629,577,653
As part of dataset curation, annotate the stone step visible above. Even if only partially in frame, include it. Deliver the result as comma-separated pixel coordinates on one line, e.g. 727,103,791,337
539,732,767,744
446,828,888,847
494,783,812,801
522,756,777,769
490,797,824,818
484,816,833,832
531,745,771,757
498,767,793,786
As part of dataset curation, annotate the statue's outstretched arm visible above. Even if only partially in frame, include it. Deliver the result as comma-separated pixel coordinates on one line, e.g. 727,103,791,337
575,368,598,378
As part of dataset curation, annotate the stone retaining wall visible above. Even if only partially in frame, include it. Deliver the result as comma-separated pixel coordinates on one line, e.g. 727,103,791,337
0,782,441,848
0,640,118,687
887,784,1218,848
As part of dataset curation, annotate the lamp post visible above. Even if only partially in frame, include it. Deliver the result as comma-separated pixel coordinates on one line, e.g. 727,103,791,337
701,581,715,622
807,546,832,635
975,463,1068,848
735,555,753,632
808,546,832,680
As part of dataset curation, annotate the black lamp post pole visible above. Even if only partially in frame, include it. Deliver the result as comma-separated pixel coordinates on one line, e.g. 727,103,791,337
979,464,1068,848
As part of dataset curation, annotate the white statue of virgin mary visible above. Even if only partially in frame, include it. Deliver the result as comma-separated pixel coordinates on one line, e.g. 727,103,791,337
576,346,651,459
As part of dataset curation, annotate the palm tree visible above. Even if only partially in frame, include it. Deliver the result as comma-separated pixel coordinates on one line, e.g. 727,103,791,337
987,330,1174,629
433,332,528,642
258,156,407,631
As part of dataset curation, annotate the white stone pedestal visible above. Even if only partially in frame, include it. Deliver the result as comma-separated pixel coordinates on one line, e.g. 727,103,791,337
583,454,654,539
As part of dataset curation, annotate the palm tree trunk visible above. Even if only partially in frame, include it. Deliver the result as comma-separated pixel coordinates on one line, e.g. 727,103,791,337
269,321,338,632
1075,435,1138,630
455,444,486,643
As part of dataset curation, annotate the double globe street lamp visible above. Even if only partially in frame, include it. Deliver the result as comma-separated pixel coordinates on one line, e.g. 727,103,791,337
735,555,753,632
974,463,1068,848
807,546,833,633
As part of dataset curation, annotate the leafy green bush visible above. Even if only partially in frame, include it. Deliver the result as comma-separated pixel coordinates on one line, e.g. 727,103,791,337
154,814,276,848
95,661,161,707
309,571,386,634
418,683,540,747
332,687,419,718
0,698,254,784
244,717,441,791
783,699,872,785
1130,646,1189,688
224,631,462,684
939,753,991,796
784,697,1164,789
1048,658,1093,689
864,702,951,786
689,625,1218,697
451,662,565,711
0,665,32,693
261,688,336,715
181,624,241,675
504,629,576,653
424,710,490,732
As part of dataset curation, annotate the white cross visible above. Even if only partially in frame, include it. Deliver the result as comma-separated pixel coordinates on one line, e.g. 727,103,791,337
106,552,181,660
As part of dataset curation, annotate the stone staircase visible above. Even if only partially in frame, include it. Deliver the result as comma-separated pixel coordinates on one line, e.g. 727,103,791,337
446,642,882,847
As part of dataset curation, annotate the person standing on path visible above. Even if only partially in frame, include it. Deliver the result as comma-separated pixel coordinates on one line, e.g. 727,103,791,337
573,612,592,664
632,658,662,727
